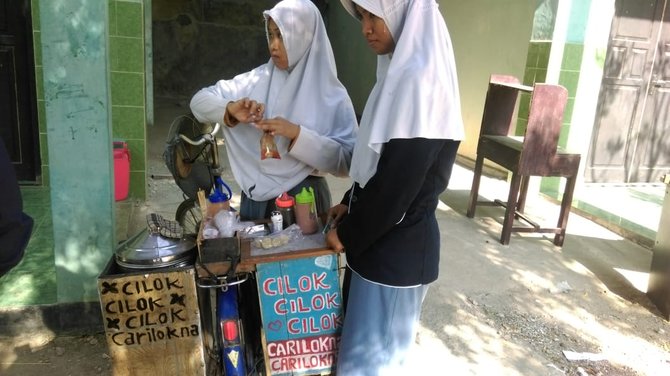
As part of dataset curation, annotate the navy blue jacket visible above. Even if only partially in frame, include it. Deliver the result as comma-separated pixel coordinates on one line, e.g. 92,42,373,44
337,138,460,286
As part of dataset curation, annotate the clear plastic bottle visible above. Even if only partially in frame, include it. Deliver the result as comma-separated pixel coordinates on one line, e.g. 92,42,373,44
206,177,232,220
294,187,318,235
206,189,230,219
275,192,296,227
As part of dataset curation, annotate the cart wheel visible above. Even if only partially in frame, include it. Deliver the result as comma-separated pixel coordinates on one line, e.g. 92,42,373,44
176,198,202,236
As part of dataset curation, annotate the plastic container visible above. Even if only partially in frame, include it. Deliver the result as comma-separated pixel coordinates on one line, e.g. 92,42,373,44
294,187,318,235
113,141,130,201
275,192,296,227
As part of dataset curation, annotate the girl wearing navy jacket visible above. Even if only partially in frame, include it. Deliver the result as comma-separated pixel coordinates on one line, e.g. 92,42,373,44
326,0,465,373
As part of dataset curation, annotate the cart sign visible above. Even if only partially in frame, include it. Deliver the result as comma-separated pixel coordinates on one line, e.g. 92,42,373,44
97,265,205,376
256,255,342,375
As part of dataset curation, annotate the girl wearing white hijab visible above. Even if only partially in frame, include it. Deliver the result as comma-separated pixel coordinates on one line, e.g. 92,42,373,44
190,0,358,220
325,0,464,373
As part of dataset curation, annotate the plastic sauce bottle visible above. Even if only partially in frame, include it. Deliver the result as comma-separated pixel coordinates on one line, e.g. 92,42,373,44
295,187,318,235
275,192,296,227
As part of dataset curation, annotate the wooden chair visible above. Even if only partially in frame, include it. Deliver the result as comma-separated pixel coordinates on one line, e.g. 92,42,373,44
466,75,581,246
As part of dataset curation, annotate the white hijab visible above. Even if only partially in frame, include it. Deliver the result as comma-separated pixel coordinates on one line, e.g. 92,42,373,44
341,0,465,187
255,0,349,136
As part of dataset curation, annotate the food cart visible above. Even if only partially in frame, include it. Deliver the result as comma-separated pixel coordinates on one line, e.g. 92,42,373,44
196,230,343,376
98,179,343,375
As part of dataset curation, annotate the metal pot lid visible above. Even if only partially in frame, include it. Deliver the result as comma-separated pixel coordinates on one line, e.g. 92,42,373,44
115,228,196,269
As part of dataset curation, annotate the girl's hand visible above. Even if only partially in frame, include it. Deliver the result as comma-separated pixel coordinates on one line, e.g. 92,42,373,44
254,117,300,141
226,98,265,124
326,204,348,229
326,228,344,252
325,204,347,251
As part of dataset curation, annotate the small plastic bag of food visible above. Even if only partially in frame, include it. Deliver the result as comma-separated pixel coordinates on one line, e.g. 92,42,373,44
260,132,281,160
252,224,303,250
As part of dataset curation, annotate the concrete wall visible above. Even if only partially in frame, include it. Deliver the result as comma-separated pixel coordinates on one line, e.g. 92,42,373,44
30,0,149,303
39,0,114,303
152,0,278,99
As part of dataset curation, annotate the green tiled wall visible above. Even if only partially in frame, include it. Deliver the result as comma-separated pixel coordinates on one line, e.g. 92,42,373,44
540,42,584,194
517,41,551,135
558,43,584,148
521,41,583,143
520,40,585,196
31,0,48,186
31,0,147,199
523,42,550,83
109,0,147,200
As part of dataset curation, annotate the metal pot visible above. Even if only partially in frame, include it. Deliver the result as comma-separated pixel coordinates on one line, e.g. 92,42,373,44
115,227,196,271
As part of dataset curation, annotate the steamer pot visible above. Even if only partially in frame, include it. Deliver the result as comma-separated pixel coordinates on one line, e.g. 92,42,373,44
115,228,196,271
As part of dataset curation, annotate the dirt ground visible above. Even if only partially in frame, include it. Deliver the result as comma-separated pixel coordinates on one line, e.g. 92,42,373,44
2,203,670,375
2,264,669,376
0,332,111,375
420,279,670,375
